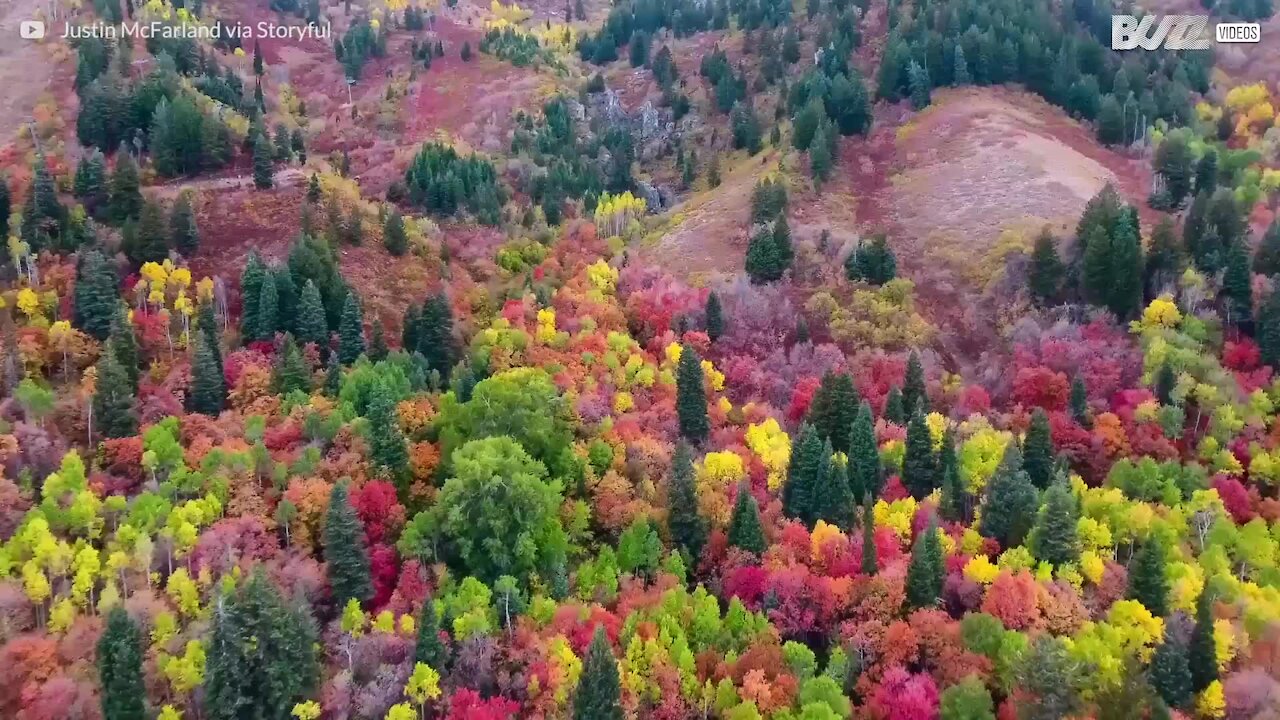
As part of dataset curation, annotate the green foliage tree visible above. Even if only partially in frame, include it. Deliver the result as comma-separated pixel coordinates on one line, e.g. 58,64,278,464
676,344,709,443
575,625,623,720
907,60,931,109
1016,635,1085,720
1029,229,1063,306
324,482,373,607
108,303,140,390
415,595,447,668
188,331,226,416
1221,239,1254,326
1195,149,1217,195
1153,132,1194,207
1254,220,1280,277
1150,626,1193,710
784,424,822,522
1189,589,1218,692
297,279,329,350
383,209,408,256
73,150,108,218
1128,536,1170,616
1260,289,1280,369
1023,408,1055,490
939,675,995,720
97,606,145,720
727,482,767,556
273,334,311,395
74,249,119,340
1096,95,1125,145
338,292,366,364
905,516,944,609
883,386,905,425
860,495,877,575
812,440,855,530
902,412,937,500
90,352,134,437
845,234,897,285
170,192,200,256
109,151,143,224
253,134,274,189
705,291,724,341
1070,374,1090,426
745,225,788,283
124,200,169,266
366,379,410,486
240,253,267,340
414,292,455,381
1029,481,1080,566
979,446,1038,547
848,402,882,501
666,442,707,561
902,351,928,415
254,270,279,341
807,372,858,453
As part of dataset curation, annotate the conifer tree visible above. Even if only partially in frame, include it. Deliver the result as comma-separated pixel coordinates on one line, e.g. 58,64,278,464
324,353,343,396
1128,536,1170,616
1189,589,1218,693
189,332,226,416
676,344,709,443
979,446,1038,547
905,517,944,609
97,606,145,720
745,224,786,283
368,321,389,362
1260,289,1280,369
383,209,408,256
908,60,931,109
1070,374,1090,426
1030,481,1080,567
667,442,707,560
74,150,109,218
94,349,137,439
783,424,822,522
727,482,767,556
239,253,266,340
338,292,366,364
902,351,928,415
170,192,200,256
108,150,143,224
1082,224,1113,310
323,482,373,607
1155,361,1176,405
849,402,882,501
297,279,329,349
22,155,66,251
940,460,966,524
1254,220,1280,277
705,291,724,341
812,441,855,531
273,334,311,395
1150,626,1193,710
198,302,223,375
274,268,297,333
1108,208,1144,320
108,303,140,391
366,379,410,488
883,387,905,425
1221,239,1254,326
1195,149,1218,195
253,134,274,189
807,372,859,452
254,272,279,341
1145,217,1184,297
124,200,169,266
902,412,937,500
574,625,623,720
860,496,877,575
1023,408,1055,489
1029,228,1063,306
416,292,455,381
415,595,447,668
74,249,119,340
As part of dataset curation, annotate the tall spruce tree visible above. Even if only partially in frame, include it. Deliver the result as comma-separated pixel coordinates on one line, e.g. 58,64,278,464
254,271,279,341
1108,208,1145,320
108,150,143,224
1029,228,1063,306
74,249,119,340
812,440,855,530
415,596,447,668
905,517,944,609
416,292,455,381
902,352,928,414
97,606,145,720
1128,536,1170,616
383,209,408,256
1150,626,1193,710
253,133,275,189
666,442,707,560
338,292,366,364
883,387,905,425
727,482,767,556
273,334,311,395
170,192,200,256
783,424,822,523
1155,361,1176,405
574,625,623,720
807,372,859,452
902,412,938,500
1260,289,1280,369
705,291,724,341
274,269,298,334
323,482,373,607
676,343,710,443
1189,589,1218,692
366,379,410,489
860,495,877,575
1023,409,1055,489
848,402,882,500
239,253,267,340
108,303,140,391
1070,374,1090,426
198,302,223,376
1254,220,1280,277
124,200,169,266
297,279,329,349
979,446,1038,547
1030,481,1080,567
368,321,389,362
94,349,137,439
188,332,226,416
1221,239,1254,327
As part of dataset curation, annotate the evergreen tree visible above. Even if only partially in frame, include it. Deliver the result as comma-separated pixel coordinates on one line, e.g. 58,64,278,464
1108,208,1144,320
323,482,373,607
204,571,318,720
845,234,898,285
124,200,169,266
108,151,143,224
940,459,966,524
1153,132,1195,207
383,209,408,256
74,249,119,340
1221,239,1254,326
253,134,274,189
97,606,145,720
74,150,109,218
1145,217,1184,297
253,39,265,75
907,60,932,109
1189,588,1218,693
338,292,366,364
1029,228,1063,305
273,334,311,395
254,271,279,341
809,119,834,185
170,192,200,256
1070,374,1090,426
676,344,710,443
705,291,724,341
848,402,882,501
274,267,298,332
574,625,623,720
1128,536,1170,616
415,292,455,381
1195,149,1218,195
1260,289,1280,369
812,440,855,530
1030,481,1080,566
366,379,410,488
667,442,707,561
860,495,877,575
979,446,1038,547
297,279,329,349
108,303,140,390
902,412,938,500
1150,626,1193,710
783,424,822,523
807,372,859,453
727,482,767,556
188,331,226,415
22,155,65,250
905,516,944,609
883,387,905,425
745,225,786,283
324,353,343,396
415,595,447,668
1023,408,1055,489
952,45,972,85
1096,95,1125,145
239,253,267,340
902,351,928,415
94,349,137,439
368,321,389,362
829,70,872,136
1155,361,1176,405
198,302,223,376
1254,220,1280,277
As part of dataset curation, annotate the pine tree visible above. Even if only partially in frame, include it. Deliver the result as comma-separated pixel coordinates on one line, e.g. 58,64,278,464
812,441,855,530
204,571,318,720
809,119,834,185
189,331,226,415
338,292,366,364
883,387,905,425
1070,374,1090,426
905,516,944,609
254,272,279,341
253,134,274,189
1189,589,1218,692
415,292,455,381
94,349,137,439
940,460,966,524
676,344,709,443
273,334,311,395
170,192,200,256
848,402,882,501
97,606,145,720
845,234,898,285
366,379,410,488
953,45,972,85
705,291,724,341
1030,481,1080,566
274,268,297,333
74,249,119,340
124,200,169,266
667,442,707,560
1128,536,1170,616
239,253,266,340
22,155,66,250
198,302,223,376
253,39,265,75
1195,149,1218,195
368,321,388,362
324,353,343,396
1096,94,1125,145
1029,228,1063,306
323,482,373,607
415,596,447,668
807,372,859,452
745,224,787,283
108,150,143,224
297,279,329,349
1108,209,1144,320
860,496,877,575
979,446,1038,547
1082,223,1113,310
1155,361,1176,405
902,352,928,415
1260,289,1280,369
1145,217,1184,297
74,150,109,218
783,424,822,523
383,210,408,256
908,60,931,110
1150,626,1193,710
575,625,623,720
727,482,767,556
1221,239,1254,326
108,303,140,391
902,412,937,500
1254,220,1280,277
1023,408,1055,489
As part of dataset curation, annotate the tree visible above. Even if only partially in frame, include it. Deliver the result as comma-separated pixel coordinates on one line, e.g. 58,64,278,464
884,386,905,424
324,482,373,608
905,517,944,609
297,280,329,350
253,134,274,189
1150,626,1193,710
1016,635,1085,720
461,41,473,61
1189,589,1218,692
109,151,143,224
273,334,311,395
807,372,858,452
1022,409,1054,489
1030,481,1079,566
170,192,200,256
667,442,707,561
1260,289,1280,369
23,154,65,250
575,625,622,720
108,304,140,390
860,496,877,575
784,424,822,522
1153,132,1195,207
1145,217,1184,297
951,46,973,87
188,332,226,416
124,201,169,266
204,571,318,720
198,302,223,377
240,253,267,340
830,70,872,136
902,412,937,500
676,344,709,443
705,291,724,341
629,30,650,67
745,224,788,283
1127,536,1169,616
415,292,455,381
939,675,994,720
979,447,1037,547
383,210,408,256
366,379,410,486
1221,239,1254,326
94,348,137,436
902,351,928,415
809,119,835,185
338,292,366,364
253,39,265,75
1096,95,1125,145
1254,220,1280,277
1028,228,1063,305
908,60,931,110
415,595,447,668
74,151,108,218
97,606,145,720
845,234,897,285
254,271,279,341
1070,374,1089,426
368,321,389,362
74,250,119,340
848,402,882,501
727,482,767,556
812,440,855,530
1195,149,1218,195
1108,208,1145,320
